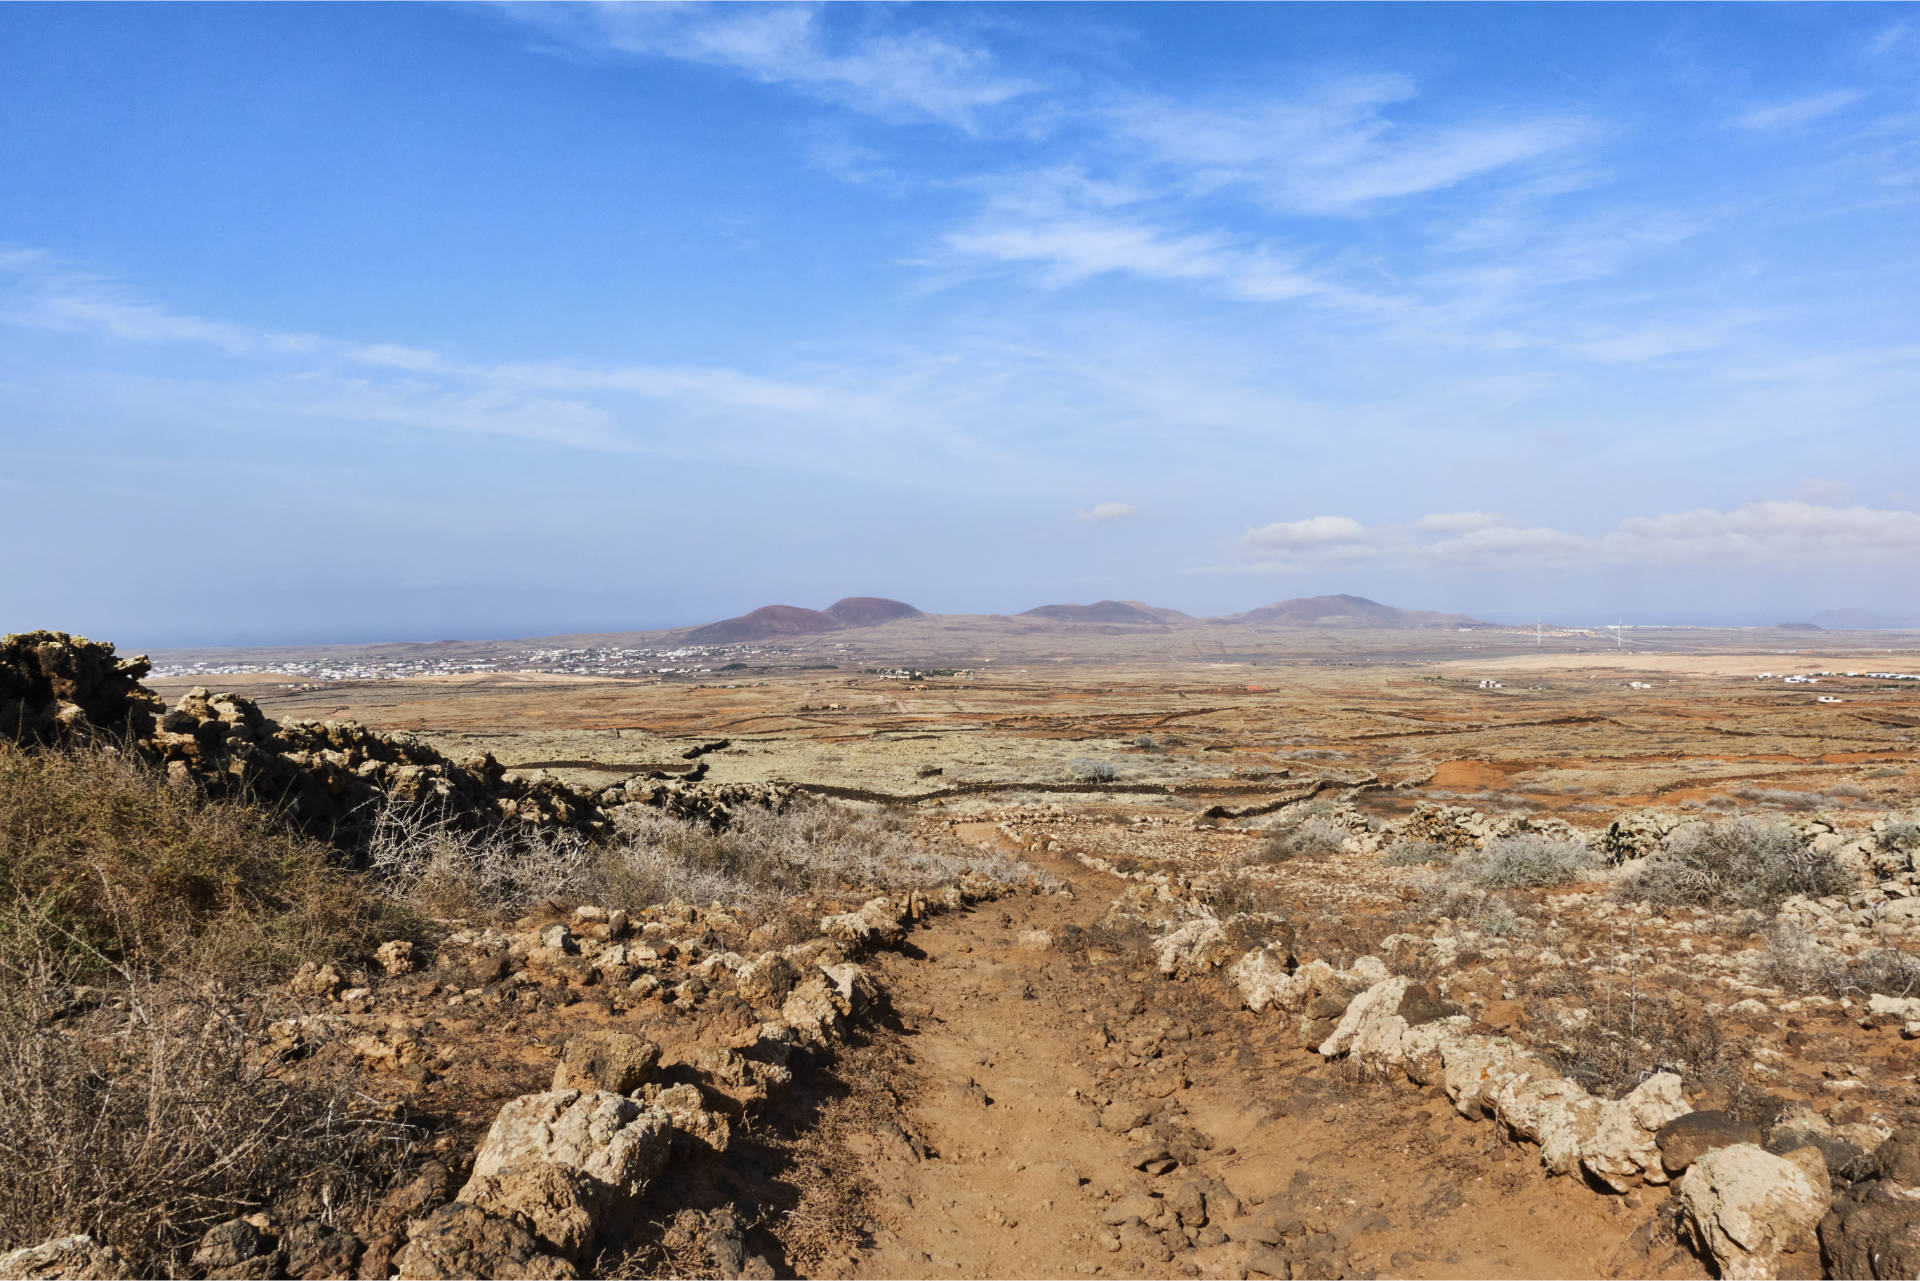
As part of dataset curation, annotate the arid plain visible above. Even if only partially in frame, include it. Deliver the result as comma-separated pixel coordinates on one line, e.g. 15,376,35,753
130,609,1920,1280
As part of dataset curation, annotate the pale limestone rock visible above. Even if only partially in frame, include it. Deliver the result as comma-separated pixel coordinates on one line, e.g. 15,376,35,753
1155,917,1232,978
1317,976,1411,1060
1679,1143,1830,1279
462,1090,671,1201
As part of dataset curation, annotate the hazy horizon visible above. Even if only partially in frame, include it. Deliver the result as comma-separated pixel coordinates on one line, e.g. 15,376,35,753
6,3,1919,650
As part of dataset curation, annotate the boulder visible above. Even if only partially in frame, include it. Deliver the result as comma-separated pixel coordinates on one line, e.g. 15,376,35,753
818,897,906,951
0,631,157,746
0,1235,129,1280
1678,1143,1829,1279
281,1221,363,1280
1658,1110,1763,1176
190,1220,282,1280
395,1203,577,1280
1155,917,1233,978
462,1090,672,1202
375,940,417,976
549,1033,661,1095
647,1081,733,1153
1602,810,1679,864
1821,1184,1920,1279
459,1164,599,1263
1873,1126,1920,1186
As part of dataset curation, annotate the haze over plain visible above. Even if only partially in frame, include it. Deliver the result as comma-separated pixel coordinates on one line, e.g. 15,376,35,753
2,3,1918,645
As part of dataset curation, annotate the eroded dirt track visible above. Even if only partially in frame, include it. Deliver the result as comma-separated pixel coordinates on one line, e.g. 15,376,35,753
779,843,1709,1281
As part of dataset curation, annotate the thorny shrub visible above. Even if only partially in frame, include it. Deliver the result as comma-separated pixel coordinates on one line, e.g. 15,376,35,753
1519,934,1754,1110
1615,816,1852,913
365,795,1043,916
1241,813,1348,867
1068,757,1119,784
0,747,423,1268
0,745,411,980
1763,921,1920,998
0,943,420,1271
1381,838,1448,867
1455,834,1603,889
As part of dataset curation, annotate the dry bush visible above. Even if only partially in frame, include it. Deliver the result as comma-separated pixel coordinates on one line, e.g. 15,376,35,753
1730,785,1824,809
1418,884,1523,937
0,945,419,1269
1540,983,1751,1110
362,801,597,916
1382,837,1448,867
0,746,429,1267
0,745,410,980
1457,834,1602,889
1616,816,1852,913
1068,758,1119,784
1763,922,1920,998
1883,818,1920,848
1241,814,1347,867
592,800,1040,913
363,795,1025,916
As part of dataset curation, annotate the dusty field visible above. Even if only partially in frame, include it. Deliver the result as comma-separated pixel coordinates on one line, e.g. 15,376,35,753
134,626,1920,1279
149,628,1920,817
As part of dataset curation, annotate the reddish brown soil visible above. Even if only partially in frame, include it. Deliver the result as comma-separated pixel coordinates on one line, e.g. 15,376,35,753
773,843,1706,1281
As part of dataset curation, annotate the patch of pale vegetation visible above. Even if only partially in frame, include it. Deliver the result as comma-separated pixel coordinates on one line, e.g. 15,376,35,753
366,797,1041,917
1616,815,1852,912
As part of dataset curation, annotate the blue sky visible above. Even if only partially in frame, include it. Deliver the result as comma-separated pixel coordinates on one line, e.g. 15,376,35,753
3,3,1918,646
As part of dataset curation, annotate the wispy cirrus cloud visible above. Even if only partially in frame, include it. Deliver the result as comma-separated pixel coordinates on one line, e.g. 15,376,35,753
1107,76,1598,214
0,246,321,357
1733,90,1862,131
499,3,1039,128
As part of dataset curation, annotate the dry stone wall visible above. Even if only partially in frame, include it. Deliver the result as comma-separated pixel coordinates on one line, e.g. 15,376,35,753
1,631,793,851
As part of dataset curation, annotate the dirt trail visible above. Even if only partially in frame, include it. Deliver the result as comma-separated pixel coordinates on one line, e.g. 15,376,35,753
782,835,1708,1281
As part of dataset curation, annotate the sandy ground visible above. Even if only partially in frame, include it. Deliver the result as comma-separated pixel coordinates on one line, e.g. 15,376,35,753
771,838,1706,1281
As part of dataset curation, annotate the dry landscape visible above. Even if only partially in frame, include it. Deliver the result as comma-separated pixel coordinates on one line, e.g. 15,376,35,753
8,602,1920,1281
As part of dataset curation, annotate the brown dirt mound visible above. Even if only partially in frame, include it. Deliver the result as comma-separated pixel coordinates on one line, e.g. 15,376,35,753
683,605,844,644
1219,594,1479,629
1021,601,1190,625
826,597,924,627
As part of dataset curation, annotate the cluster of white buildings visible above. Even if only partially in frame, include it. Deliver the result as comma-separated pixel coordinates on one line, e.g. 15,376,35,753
1755,670,1920,684
151,640,793,683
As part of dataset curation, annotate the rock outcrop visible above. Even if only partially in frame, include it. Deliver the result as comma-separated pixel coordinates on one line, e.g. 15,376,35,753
1,632,796,851
1677,1144,1829,1279
0,630,157,745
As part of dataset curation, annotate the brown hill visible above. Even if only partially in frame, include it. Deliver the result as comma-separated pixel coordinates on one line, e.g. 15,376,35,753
1217,594,1477,629
825,597,924,627
682,605,842,644
1020,600,1193,625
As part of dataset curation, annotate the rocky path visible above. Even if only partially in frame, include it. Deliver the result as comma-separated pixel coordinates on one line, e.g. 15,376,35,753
778,835,1710,1280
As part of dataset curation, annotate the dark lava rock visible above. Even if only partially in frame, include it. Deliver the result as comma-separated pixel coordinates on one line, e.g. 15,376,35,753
1657,1110,1763,1175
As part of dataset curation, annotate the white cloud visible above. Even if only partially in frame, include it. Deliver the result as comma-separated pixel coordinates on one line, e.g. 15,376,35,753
502,4,1037,128
942,214,1336,304
1242,514,1380,550
1232,501,1920,572
347,344,447,372
1734,91,1862,132
1076,502,1136,522
1412,510,1509,534
1108,78,1597,214
0,249,320,356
